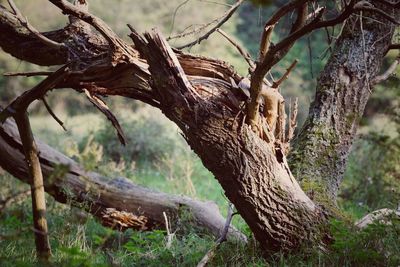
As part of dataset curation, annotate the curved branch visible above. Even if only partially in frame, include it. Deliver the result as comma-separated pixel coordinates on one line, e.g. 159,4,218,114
0,4,69,65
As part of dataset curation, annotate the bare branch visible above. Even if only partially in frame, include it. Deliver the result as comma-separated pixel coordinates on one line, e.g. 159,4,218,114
373,55,400,84
41,97,67,131
49,0,137,61
7,0,66,50
354,2,400,25
246,1,310,128
272,59,298,88
7,0,23,18
0,65,70,123
49,0,114,43
176,0,244,49
259,24,275,62
4,71,53,77
216,28,255,70
291,3,308,33
14,111,52,260
306,6,324,21
83,88,126,145
264,0,310,26
388,43,400,50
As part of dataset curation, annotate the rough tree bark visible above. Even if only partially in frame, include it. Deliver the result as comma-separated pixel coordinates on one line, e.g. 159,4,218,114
289,8,397,201
0,0,398,253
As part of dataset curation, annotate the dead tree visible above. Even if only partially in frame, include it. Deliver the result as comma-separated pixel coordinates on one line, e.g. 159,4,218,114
0,0,399,253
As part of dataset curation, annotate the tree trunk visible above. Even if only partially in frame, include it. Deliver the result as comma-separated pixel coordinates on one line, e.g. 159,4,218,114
289,8,397,201
128,30,326,252
0,117,246,242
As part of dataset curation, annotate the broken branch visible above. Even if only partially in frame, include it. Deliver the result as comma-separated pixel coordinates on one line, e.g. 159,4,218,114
273,60,298,88
259,24,275,62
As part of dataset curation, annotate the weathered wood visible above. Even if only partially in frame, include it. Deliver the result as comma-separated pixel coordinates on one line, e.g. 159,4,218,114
355,208,400,229
15,111,51,260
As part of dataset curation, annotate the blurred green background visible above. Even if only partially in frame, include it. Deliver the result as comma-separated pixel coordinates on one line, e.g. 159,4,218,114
0,0,399,266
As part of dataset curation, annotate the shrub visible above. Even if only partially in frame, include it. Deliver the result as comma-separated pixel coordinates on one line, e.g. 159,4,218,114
92,108,186,164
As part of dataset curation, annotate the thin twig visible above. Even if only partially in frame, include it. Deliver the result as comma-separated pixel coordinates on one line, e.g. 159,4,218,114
373,55,400,84
176,0,243,49
84,88,126,145
216,28,255,69
354,3,400,25
4,71,53,77
197,203,235,267
306,6,324,21
41,97,67,131
163,212,174,249
8,0,65,50
273,59,298,88
169,0,191,37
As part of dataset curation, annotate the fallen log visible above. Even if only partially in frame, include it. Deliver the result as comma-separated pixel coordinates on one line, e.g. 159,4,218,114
0,117,246,242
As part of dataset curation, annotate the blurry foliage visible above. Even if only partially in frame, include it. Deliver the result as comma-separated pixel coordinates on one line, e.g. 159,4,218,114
91,108,185,164
65,135,104,171
341,131,400,211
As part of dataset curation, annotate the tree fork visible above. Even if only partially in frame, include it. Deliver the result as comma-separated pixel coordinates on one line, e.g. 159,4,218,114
14,111,51,261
